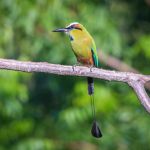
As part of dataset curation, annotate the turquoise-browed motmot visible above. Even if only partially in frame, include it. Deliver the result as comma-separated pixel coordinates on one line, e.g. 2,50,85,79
53,22,102,138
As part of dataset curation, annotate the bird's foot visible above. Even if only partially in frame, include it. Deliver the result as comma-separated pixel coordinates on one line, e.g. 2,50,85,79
72,65,76,71
72,62,80,71
90,66,94,72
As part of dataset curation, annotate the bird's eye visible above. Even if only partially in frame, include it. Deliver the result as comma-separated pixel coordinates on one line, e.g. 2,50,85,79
66,26,73,30
66,25,82,31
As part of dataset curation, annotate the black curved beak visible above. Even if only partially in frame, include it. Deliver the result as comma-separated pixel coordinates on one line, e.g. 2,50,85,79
52,28,68,32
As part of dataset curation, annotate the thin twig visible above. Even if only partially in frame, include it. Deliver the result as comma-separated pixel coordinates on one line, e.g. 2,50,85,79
0,58,150,113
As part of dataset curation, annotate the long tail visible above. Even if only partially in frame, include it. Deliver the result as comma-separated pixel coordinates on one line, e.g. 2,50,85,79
87,77,94,95
87,77,95,119
87,77,102,138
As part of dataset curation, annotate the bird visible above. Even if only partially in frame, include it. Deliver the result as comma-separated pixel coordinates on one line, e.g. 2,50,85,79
52,22,102,138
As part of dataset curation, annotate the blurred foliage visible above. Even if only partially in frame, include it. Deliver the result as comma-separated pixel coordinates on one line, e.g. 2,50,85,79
0,0,150,149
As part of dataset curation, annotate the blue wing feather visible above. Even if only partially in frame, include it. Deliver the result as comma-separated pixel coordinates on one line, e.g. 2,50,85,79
91,48,99,67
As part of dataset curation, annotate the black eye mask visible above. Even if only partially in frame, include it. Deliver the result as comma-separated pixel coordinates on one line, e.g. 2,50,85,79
65,25,82,31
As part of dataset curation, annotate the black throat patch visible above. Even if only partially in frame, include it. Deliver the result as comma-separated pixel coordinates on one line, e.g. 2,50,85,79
69,35,74,41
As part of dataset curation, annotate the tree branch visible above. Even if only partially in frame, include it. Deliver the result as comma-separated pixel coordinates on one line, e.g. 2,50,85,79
99,51,138,73
99,51,150,90
129,81,150,112
0,58,150,113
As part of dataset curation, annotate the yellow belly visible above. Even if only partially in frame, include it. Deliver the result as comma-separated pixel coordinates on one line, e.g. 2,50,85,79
69,28,94,66
71,38,93,65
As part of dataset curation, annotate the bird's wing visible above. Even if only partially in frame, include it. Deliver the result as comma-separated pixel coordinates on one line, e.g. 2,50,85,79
91,41,99,67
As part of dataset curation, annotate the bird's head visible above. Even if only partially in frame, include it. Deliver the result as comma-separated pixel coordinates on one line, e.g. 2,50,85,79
52,22,87,41
52,22,84,33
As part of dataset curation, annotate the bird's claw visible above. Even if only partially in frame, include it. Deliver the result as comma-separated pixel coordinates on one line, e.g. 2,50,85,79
72,62,80,71
90,66,93,72
72,64,76,71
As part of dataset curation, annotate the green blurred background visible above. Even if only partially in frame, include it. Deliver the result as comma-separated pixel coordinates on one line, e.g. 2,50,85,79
0,0,150,149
